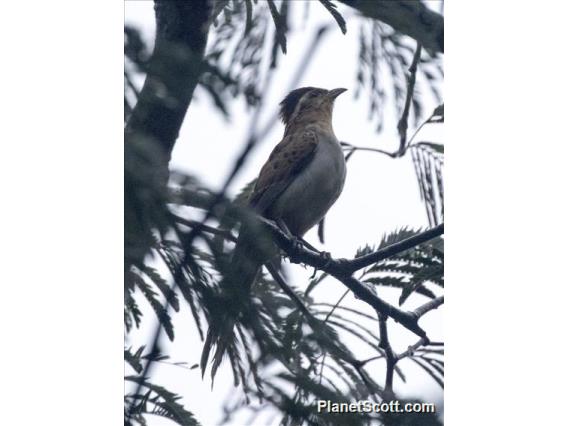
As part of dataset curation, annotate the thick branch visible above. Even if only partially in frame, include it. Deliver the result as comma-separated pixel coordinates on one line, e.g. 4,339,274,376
125,1,212,273
338,0,443,54
125,2,212,416
126,0,211,161
262,219,445,338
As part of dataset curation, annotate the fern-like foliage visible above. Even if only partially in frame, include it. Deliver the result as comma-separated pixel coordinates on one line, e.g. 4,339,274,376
125,375,201,426
357,228,444,306
355,21,443,133
126,177,445,424
409,104,444,226
125,2,445,425
403,342,445,391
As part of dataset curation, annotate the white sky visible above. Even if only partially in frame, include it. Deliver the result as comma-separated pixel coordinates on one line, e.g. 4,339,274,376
125,1,444,425
5,3,568,426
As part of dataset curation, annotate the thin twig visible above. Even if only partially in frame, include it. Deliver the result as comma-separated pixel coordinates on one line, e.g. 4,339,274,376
406,119,430,148
396,337,429,361
324,289,350,323
340,142,397,159
378,314,396,399
397,42,422,155
172,214,237,242
317,288,350,386
265,262,315,321
358,354,384,366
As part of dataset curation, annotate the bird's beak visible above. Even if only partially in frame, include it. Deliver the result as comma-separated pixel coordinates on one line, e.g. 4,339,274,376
328,88,348,100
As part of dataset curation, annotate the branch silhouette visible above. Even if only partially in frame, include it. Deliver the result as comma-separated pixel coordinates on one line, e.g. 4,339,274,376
338,0,444,54
260,218,444,338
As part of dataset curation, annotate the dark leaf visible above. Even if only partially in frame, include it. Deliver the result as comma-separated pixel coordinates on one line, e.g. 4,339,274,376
134,274,175,341
267,0,287,54
318,0,347,34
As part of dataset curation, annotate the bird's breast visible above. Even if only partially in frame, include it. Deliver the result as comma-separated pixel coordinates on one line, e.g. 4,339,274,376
271,135,346,236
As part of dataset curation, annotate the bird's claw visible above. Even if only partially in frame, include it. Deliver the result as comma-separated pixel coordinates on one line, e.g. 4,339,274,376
310,268,318,279
290,236,303,252
309,252,332,278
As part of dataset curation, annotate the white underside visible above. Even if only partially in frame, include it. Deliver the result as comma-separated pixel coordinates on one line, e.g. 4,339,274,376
270,134,346,236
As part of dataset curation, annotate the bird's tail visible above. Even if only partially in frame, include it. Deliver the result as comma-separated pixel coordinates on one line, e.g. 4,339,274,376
200,222,275,381
228,226,264,291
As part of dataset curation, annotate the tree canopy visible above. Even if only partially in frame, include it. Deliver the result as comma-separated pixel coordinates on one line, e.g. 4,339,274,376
124,1,444,425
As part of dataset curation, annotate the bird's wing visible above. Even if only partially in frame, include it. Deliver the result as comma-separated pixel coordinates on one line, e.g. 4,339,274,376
250,130,318,213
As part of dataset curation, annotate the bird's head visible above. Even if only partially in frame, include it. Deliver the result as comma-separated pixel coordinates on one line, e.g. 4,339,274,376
279,87,347,128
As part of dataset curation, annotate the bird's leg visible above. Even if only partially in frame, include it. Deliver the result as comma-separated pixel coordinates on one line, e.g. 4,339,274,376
276,220,321,252
298,237,318,252
299,237,332,270
275,219,332,270
275,219,303,252
308,250,332,279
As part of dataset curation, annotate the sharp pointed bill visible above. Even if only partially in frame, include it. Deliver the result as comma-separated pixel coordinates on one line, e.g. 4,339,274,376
327,87,348,99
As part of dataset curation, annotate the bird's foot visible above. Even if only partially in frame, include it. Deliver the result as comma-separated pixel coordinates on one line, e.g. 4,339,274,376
309,252,332,278
319,251,332,269
290,236,303,253
299,238,318,252
320,251,332,269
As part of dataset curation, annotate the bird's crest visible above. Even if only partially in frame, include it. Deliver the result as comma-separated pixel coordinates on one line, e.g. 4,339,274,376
279,87,317,125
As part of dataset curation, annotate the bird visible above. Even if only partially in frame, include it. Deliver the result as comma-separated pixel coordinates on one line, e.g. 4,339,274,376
231,86,348,290
202,87,347,378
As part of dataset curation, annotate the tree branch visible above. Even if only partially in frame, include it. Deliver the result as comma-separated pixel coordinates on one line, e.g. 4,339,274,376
339,223,444,274
413,296,444,318
126,0,211,161
169,195,444,335
337,0,443,54
167,208,444,341
397,42,422,155
265,262,315,322
125,2,212,417
341,142,398,159
396,337,429,361
172,214,237,242
261,219,444,338
125,0,212,274
378,315,396,399
335,276,427,337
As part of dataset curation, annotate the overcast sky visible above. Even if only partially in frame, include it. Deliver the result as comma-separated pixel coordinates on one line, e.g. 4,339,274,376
125,2,444,425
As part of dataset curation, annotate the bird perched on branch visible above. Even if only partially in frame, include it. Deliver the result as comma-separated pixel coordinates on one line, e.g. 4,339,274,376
202,87,347,378
232,86,348,290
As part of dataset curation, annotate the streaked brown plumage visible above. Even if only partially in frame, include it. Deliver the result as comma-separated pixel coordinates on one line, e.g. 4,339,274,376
234,86,347,288
202,87,347,376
